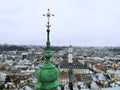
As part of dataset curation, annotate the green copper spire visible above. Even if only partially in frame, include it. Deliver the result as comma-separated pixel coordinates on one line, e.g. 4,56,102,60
34,9,59,90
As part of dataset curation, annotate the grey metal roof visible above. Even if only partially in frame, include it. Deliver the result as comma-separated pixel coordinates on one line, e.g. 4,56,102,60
80,74,93,84
59,59,88,69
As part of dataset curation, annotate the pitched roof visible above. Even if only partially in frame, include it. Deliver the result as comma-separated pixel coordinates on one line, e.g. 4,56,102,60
59,59,88,69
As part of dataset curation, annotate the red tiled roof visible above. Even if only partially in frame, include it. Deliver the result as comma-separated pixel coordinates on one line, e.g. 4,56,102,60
95,65,106,71
87,60,95,64
75,74,82,81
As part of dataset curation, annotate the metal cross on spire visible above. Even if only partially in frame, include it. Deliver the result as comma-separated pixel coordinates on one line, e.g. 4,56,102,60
43,8,54,32
43,9,54,50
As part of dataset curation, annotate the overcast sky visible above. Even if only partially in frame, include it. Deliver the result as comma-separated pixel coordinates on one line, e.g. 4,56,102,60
0,0,120,46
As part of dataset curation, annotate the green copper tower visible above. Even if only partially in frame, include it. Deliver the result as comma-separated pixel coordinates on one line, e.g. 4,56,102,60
34,9,59,90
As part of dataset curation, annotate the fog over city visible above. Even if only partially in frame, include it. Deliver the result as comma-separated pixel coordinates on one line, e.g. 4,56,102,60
0,0,120,46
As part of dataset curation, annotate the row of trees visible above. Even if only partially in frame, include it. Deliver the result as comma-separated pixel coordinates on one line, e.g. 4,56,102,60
0,45,29,51
109,48,120,52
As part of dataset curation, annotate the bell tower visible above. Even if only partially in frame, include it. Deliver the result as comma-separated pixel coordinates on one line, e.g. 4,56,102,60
68,45,73,63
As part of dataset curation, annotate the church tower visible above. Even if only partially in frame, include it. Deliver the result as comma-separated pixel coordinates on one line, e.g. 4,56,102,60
68,45,73,63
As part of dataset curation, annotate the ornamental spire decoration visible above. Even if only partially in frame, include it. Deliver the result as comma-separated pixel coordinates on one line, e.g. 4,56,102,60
34,9,59,90
43,8,54,52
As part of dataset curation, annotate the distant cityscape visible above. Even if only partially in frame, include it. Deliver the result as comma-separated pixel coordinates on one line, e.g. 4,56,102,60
0,44,120,90
0,0,120,90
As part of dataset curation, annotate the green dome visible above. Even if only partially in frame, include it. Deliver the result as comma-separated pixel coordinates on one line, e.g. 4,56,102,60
35,63,59,82
34,61,59,90
34,51,59,90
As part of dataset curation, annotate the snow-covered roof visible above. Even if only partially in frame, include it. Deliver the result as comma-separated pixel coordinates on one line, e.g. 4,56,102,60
0,72,6,81
92,57,104,61
107,69,115,74
23,86,32,90
15,65,28,68
5,60,13,66
102,87,120,90
22,53,28,55
115,81,120,85
96,73,106,80
115,70,120,74
91,81,97,87
92,75,97,81
21,69,35,73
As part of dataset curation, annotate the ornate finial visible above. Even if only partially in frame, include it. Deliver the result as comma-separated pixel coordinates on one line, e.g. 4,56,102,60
43,9,54,50
34,9,59,90
43,8,54,19
43,9,54,31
